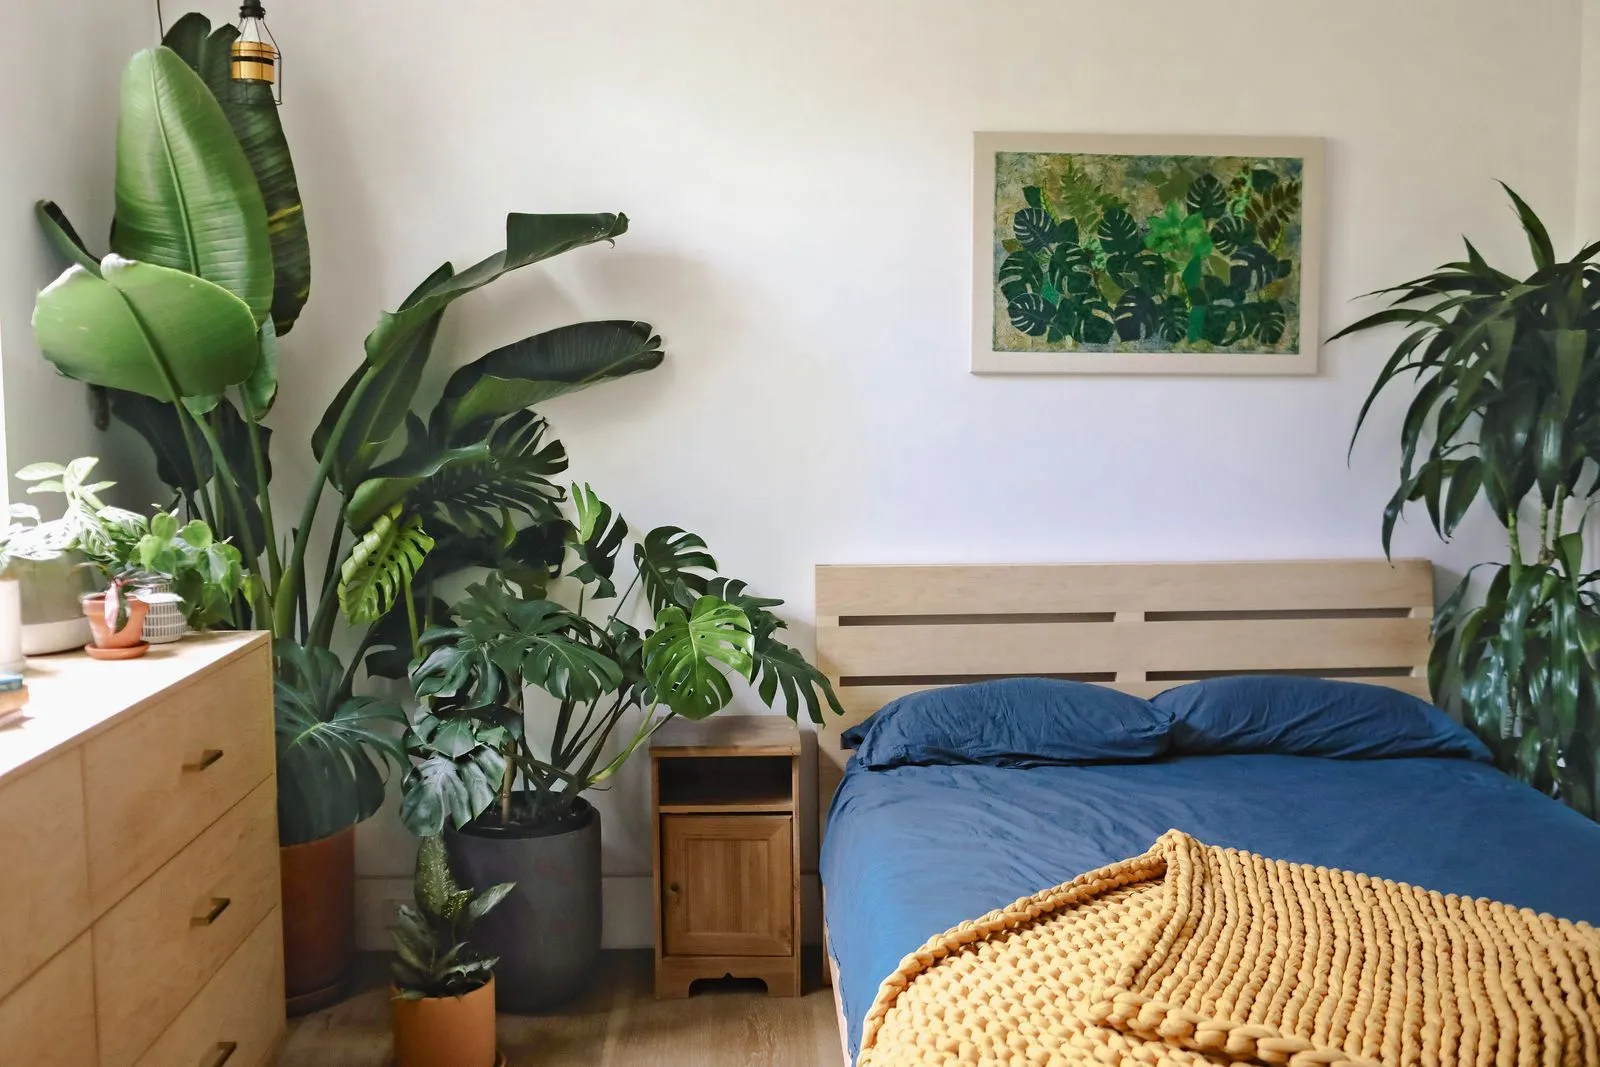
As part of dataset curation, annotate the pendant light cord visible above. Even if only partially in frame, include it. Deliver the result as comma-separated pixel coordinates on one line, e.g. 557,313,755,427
156,0,166,39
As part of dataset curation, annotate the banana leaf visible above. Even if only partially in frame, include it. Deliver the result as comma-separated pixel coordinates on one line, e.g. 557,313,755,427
435,320,664,437
33,257,259,401
112,47,273,326
163,14,311,335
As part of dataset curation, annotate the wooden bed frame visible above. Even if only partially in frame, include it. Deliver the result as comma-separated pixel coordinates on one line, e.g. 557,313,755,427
812,559,1434,1063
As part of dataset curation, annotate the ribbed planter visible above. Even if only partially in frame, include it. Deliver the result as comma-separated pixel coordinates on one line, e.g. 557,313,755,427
281,825,356,1014
141,580,187,644
446,797,601,1013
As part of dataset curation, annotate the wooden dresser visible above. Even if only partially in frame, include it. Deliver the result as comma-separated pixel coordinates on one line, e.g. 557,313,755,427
0,632,283,1067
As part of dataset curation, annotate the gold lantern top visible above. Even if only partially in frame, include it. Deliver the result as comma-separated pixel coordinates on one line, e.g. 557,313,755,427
231,2,281,102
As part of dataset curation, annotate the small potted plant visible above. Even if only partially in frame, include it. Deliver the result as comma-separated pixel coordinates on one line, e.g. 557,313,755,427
0,501,72,671
391,836,512,1067
18,458,245,659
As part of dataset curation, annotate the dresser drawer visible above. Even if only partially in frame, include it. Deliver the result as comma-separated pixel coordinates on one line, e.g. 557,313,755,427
96,779,280,1067
83,644,273,908
0,934,98,1066
0,751,91,1001
135,907,285,1067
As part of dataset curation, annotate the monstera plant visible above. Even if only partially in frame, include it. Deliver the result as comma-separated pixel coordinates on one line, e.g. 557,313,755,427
395,482,840,1011
31,20,669,1005
1342,184,1600,820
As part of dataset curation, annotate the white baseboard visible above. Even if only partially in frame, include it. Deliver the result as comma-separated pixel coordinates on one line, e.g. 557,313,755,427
357,872,823,952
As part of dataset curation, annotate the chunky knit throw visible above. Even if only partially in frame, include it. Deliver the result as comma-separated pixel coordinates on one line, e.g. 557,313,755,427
857,830,1600,1067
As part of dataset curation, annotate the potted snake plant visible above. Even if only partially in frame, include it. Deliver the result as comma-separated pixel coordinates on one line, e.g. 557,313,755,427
397,485,842,1011
391,836,512,1067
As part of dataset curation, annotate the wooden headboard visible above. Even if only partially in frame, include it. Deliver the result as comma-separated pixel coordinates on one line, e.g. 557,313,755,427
814,559,1434,843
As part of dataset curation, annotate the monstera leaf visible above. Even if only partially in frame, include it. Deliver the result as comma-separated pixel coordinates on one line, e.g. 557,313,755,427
1013,207,1056,252
635,527,717,615
569,484,628,599
705,578,845,725
1184,174,1227,220
112,47,273,325
643,597,755,720
1007,293,1055,337
275,642,408,846
346,412,567,535
34,257,260,401
435,321,664,438
400,732,507,837
340,506,435,625
163,14,311,335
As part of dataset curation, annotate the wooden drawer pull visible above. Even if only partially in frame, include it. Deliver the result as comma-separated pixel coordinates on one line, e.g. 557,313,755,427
192,897,233,926
184,749,225,772
202,1042,238,1067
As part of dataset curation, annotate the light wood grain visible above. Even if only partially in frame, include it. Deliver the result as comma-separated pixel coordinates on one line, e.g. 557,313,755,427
0,750,90,1002
815,560,1436,848
0,632,270,785
816,560,1432,618
136,908,286,1067
819,617,1429,678
83,641,274,909
0,934,98,1067
96,779,281,1067
663,815,794,959
278,951,840,1067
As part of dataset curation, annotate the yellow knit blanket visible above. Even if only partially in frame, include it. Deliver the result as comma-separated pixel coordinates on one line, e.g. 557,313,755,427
858,831,1600,1067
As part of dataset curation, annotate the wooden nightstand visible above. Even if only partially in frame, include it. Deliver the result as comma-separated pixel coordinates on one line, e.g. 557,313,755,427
650,716,801,999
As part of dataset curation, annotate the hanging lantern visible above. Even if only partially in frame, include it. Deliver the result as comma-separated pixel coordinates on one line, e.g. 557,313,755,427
231,2,282,105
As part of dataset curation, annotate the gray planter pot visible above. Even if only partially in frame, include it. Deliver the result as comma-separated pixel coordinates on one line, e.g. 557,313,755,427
446,796,601,1014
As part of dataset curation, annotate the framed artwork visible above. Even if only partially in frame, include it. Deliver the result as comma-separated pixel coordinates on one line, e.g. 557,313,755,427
972,132,1323,375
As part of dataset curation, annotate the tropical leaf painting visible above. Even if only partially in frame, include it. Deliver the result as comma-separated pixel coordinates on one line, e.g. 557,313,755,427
991,149,1305,355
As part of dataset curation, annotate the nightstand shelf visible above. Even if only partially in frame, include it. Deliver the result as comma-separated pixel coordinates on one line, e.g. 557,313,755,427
650,717,801,999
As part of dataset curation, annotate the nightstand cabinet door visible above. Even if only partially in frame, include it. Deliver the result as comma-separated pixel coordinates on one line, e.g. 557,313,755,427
661,815,793,957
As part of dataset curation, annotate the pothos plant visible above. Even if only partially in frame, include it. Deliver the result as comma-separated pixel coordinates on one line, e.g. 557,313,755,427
32,23,667,846
399,485,843,836
1341,184,1600,819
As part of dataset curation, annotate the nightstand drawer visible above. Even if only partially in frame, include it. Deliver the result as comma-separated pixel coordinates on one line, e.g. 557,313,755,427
0,934,98,1067
95,779,280,1067
134,908,285,1067
0,751,91,1001
662,814,793,957
82,644,273,908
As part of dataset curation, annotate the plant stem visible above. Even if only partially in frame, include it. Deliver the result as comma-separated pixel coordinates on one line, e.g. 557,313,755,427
183,406,263,589
307,518,348,648
241,396,283,587
1553,491,1567,550
1509,509,1525,576
274,370,378,638
404,574,420,657
499,736,515,827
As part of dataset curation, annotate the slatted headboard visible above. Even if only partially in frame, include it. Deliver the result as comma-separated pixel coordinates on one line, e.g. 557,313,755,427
814,559,1434,843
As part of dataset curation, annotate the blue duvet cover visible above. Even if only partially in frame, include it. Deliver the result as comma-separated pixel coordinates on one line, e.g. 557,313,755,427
820,754,1600,1062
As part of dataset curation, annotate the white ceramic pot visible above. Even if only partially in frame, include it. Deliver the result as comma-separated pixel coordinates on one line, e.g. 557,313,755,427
0,579,24,674
141,580,188,644
16,555,95,655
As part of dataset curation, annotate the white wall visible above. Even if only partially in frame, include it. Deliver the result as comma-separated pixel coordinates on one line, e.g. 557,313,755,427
140,0,1595,946
0,2,156,504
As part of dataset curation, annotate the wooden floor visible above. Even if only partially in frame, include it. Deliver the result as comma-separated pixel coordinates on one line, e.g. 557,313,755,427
278,950,844,1067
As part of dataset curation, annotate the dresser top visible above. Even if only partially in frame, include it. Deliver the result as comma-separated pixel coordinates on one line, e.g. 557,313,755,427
0,631,270,784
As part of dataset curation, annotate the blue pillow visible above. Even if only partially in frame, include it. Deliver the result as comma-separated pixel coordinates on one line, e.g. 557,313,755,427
1153,676,1492,761
841,678,1175,769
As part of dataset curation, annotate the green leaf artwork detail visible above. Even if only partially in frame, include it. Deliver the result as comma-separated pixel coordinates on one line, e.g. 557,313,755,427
992,149,1304,355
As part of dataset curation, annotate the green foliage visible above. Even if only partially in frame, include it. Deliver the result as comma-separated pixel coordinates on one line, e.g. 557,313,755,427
274,642,408,846
391,836,513,1000
339,506,435,627
399,489,841,837
1342,186,1600,820
995,155,1301,353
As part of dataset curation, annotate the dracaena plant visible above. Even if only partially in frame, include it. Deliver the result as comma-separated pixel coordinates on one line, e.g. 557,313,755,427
392,835,513,1000
398,486,843,836
32,23,667,846
1342,184,1600,819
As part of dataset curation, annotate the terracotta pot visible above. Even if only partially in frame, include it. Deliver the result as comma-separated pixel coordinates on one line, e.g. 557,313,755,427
82,595,149,649
280,825,356,1014
392,978,499,1067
